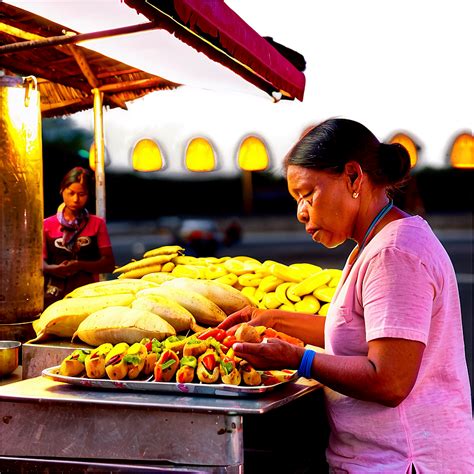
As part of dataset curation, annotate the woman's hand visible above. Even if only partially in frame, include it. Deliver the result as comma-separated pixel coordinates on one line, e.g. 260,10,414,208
232,338,304,370
217,306,276,334
48,260,80,277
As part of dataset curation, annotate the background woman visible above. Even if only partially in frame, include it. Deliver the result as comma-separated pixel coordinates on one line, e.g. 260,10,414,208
43,167,115,307
219,118,473,472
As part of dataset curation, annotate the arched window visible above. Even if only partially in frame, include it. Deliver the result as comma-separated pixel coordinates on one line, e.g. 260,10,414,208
450,132,474,169
237,136,269,171
132,138,164,172
185,137,216,172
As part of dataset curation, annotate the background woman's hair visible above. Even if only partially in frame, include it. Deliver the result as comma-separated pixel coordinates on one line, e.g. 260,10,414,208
60,167,94,195
284,118,411,191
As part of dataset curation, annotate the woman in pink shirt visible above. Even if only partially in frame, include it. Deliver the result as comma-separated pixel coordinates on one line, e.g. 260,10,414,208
43,167,115,308
219,118,473,472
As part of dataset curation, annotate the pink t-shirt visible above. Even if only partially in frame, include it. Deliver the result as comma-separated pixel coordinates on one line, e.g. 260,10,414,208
324,216,473,473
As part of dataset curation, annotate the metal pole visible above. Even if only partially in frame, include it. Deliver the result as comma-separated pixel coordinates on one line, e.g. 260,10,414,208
92,88,105,219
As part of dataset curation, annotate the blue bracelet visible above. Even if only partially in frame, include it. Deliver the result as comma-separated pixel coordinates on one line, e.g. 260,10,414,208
298,349,316,378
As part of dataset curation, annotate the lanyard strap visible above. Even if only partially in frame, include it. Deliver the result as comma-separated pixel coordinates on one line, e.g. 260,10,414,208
358,199,394,256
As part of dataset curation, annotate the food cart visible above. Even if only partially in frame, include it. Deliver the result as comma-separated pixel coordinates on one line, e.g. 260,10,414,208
0,2,332,472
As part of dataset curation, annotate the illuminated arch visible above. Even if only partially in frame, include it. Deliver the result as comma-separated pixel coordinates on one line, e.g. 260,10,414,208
450,132,474,169
185,137,216,172
131,138,164,172
388,133,418,168
237,136,269,171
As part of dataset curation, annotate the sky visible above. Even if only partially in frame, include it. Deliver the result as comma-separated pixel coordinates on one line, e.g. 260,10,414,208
10,0,474,177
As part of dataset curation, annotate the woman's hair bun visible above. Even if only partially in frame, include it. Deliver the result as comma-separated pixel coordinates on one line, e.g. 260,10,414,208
378,142,411,187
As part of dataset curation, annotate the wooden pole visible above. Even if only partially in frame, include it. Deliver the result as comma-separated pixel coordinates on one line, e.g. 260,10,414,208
92,88,106,219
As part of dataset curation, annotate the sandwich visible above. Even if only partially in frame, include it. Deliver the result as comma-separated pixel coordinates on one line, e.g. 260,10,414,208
176,355,197,383
196,349,220,383
59,349,91,376
84,343,113,379
105,342,130,380
124,342,148,379
154,349,180,382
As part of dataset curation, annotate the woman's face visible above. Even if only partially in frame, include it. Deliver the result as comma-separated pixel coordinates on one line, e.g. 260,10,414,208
287,165,355,248
62,182,88,214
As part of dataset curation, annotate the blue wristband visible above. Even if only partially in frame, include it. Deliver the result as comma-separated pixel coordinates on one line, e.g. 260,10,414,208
298,349,316,378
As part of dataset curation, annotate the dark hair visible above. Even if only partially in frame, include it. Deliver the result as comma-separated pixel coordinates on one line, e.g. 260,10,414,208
60,167,94,195
284,118,411,190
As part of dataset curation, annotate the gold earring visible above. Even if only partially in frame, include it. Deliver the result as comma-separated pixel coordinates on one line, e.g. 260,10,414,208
352,192,359,199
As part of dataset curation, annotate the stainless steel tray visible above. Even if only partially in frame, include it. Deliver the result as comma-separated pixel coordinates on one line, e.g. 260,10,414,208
42,366,298,397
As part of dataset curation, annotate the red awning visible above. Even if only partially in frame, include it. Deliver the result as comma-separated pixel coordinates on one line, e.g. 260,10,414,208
124,0,306,101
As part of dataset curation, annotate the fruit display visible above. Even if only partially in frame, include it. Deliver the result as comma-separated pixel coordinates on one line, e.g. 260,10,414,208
57,325,302,386
30,245,342,346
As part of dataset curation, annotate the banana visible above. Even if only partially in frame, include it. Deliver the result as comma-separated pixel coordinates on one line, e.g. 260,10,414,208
204,264,228,280
254,288,266,302
132,294,197,332
137,286,227,326
118,264,163,279
160,277,252,315
143,245,184,258
215,273,238,287
172,255,199,265
269,262,304,283
290,269,332,297
286,283,302,303
258,275,284,294
294,295,321,314
289,263,323,279
313,286,336,303
113,253,178,274
279,303,296,312
141,272,176,284
29,293,135,343
328,269,343,288
222,258,250,276
72,306,176,346
318,302,331,316
238,273,262,288
65,278,159,298
275,282,294,306
161,261,176,272
171,264,206,279
240,287,259,307
262,292,281,310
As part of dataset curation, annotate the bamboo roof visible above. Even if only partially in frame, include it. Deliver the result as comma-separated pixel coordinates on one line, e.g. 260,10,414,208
0,3,180,118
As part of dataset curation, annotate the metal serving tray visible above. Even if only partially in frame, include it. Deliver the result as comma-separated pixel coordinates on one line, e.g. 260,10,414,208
42,366,298,397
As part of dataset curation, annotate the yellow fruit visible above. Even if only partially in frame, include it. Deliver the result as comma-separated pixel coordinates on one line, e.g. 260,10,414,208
279,303,296,312
290,269,332,297
313,286,336,303
137,286,227,326
269,262,304,283
286,283,301,303
141,272,176,284
318,302,331,316
258,275,284,293
161,261,176,273
262,292,281,310
65,278,159,298
327,269,343,288
118,264,163,279
172,255,200,265
294,295,321,314
72,306,176,346
215,273,238,287
132,295,197,332
29,294,135,343
289,263,323,279
113,253,178,274
204,264,228,280
238,273,262,287
171,264,205,279
241,287,259,306
274,282,294,306
143,245,184,258
161,277,252,314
